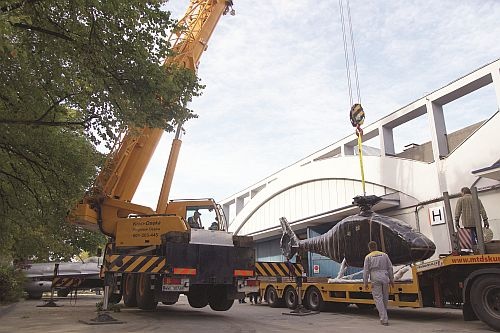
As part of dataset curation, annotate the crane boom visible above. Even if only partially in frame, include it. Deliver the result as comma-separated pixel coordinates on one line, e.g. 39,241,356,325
69,0,233,237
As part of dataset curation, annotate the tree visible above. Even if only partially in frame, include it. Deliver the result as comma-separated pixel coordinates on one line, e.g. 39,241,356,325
1,0,201,145
0,0,202,261
0,123,107,261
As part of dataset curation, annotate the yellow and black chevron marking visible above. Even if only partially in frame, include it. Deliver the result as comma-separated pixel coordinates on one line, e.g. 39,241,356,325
104,254,166,273
52,277,83,288
255,262,303,277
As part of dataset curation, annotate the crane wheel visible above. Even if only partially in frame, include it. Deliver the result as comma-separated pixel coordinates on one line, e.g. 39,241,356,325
284,287,298,309
108,293,122,304
187,286,208,308
265,286,284,308
136,274,157,310
208,286,234,311
123,273,137,307
470,274,500,331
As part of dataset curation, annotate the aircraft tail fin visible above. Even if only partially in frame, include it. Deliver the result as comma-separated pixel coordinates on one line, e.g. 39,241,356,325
279,217,299,260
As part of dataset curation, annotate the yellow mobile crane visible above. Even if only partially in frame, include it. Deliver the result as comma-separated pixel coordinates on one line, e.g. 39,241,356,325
68,0,254,312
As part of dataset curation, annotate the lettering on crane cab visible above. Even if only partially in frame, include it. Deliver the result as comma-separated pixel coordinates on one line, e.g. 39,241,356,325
131,220,161,238
116,216,186,247
132,221,161,226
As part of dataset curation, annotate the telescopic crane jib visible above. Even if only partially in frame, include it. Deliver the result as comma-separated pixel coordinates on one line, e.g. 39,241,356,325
69,0,234,238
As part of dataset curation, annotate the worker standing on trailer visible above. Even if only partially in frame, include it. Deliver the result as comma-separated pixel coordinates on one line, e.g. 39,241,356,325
455,186,489,245
363,241,394,326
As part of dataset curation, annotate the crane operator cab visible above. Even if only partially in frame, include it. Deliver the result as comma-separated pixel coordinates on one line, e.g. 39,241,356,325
166,199,234,247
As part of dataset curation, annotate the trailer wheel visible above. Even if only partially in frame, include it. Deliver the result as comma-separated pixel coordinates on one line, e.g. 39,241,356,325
329,302,350,312
356,303,375,310
284,287,298,309
57,289,70,297
188,286,208,308
136,274,157,310
470,275,500,331
208,286,234,311
123,273,137,307
305,286,324,311
266,286,284,308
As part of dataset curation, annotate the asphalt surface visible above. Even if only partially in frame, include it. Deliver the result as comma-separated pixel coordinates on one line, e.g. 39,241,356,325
0,295,495,333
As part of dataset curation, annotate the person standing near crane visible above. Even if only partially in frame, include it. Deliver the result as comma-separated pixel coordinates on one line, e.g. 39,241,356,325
363,241,395,326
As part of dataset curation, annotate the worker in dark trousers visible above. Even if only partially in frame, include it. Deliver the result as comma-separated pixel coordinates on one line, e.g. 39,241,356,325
363,241,394,326
455,186,489,245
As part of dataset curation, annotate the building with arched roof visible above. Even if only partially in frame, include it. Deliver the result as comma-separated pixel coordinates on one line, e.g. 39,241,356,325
221,59,500,277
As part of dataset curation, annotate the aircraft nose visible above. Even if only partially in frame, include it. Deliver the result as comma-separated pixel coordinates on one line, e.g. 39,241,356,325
410,235,436,261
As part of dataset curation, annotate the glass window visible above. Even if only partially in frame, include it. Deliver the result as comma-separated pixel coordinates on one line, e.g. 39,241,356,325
186,206,217,230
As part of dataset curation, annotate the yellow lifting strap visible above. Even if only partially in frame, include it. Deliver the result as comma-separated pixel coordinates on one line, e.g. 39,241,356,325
350,103,366,195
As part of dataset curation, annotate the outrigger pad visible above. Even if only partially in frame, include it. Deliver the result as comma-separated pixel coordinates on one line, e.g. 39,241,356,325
282,305,319,316
79,312,125,325
37,300,61,307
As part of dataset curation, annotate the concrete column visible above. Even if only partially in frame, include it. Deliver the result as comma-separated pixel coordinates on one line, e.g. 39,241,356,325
342,144,355,156
426,100,449,195
491,68,500,110
426,100,449,161
236,193,249,215
222,201,232,222
379,125,395,156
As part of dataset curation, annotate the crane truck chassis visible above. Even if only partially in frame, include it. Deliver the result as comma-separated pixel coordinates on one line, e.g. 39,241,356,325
100,199,255,311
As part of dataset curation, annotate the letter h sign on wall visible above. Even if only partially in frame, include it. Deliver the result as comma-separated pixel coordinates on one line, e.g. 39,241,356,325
429,206,446,226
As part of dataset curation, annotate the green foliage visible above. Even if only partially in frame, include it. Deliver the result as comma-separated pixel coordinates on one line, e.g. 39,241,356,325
0,0,202,146
0,0,197,261
0,123,106,261
0,263,25,304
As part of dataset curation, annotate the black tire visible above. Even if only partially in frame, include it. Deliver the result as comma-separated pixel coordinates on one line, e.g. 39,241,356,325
470,275,500,331
136,274,157,310
188,286,208,308
123,273,137,307
305,286,324,311
57,289,70,297
108,293,122,304
284,287,298,309
326,302,348,312
356,303,375,310
27,292,43,300
208,286,234,311
266,286,284,308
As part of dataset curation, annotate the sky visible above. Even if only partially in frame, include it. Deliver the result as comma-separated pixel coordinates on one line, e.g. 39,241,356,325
133,0,500,208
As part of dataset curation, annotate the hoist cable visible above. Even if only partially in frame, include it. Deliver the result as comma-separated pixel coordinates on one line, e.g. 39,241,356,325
338,0,353,106
340,0,366,195
346,0,361,104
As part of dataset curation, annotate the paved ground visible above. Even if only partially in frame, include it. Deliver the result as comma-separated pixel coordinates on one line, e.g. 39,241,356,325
0,295,495,333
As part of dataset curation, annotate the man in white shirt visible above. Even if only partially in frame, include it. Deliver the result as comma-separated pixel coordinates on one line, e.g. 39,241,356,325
363,241,394,326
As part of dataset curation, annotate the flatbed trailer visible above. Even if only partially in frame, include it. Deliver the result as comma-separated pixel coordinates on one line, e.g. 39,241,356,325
256,253,500,331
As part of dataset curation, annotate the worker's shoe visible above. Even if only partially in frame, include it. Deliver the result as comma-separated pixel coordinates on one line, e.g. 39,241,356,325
381,321,389,326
